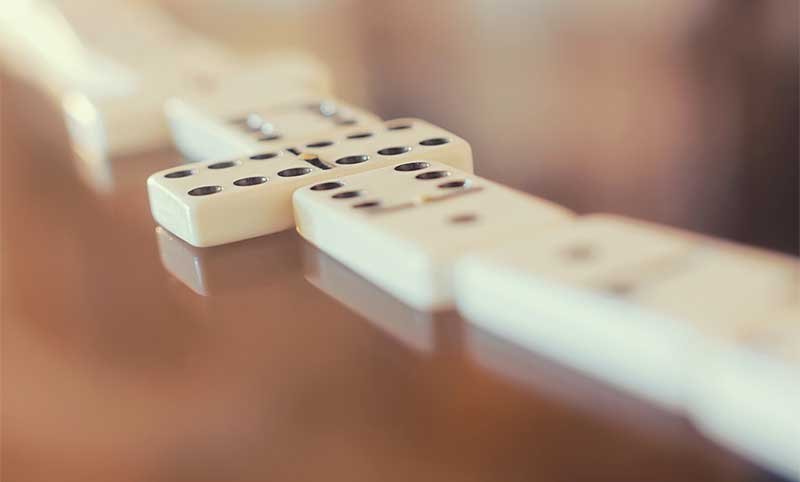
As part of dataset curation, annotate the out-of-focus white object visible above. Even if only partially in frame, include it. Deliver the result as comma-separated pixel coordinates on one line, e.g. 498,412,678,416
0,0,137,95
0,0,331,170
454,214,800,476
689,304,800,480
455,216,696,408
454,215,799,411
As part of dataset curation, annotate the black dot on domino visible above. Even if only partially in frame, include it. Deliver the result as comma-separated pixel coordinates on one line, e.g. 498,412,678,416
164,169,195,179
311,181,344,191
449,213,478,224
335,155,369,165
249,152,278,160
563,244,595,261
353,201,380,208
346,132,373,139
332,190,361,199
419,137,450,146
306,141,334,148
277,167,312,177
604,281,636,297
387,123,412,131
208,161,238,170
438,180,468,189
188,185,222,196
233,176,267,187
259,134,283,142
378,146,411,156
394,162,429,172
415,170,450,180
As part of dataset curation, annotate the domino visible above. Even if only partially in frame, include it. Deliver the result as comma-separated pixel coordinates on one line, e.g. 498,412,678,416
293,161,573,311
148,119,474,247
0,0,331,164
0,0,131,97
689,303,800,480
64,58,328,168
454,215,799,409
166,97,381,162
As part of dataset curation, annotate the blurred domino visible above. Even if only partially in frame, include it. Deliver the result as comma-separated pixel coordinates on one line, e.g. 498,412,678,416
166,97,381,162
0,0,331,163
689,303,800,480
454,215,799,409
293,161,572,311
64,58,329,167
0,0,132,97
148,119,474,247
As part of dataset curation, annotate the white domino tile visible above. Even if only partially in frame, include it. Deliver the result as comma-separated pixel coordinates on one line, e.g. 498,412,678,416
689,302,800,480
166,97,378,162
65,57,329,167
148,119,474,247
293,161,573,311
454,215,799,410
289,118,474,174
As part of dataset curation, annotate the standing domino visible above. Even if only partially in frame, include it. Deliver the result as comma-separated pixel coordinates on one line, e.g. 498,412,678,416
167,97,381,162
293,161,573,311
454,215,799,409
148,119,474,247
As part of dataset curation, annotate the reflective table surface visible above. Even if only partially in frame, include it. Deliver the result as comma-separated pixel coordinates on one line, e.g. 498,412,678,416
1,77,783,482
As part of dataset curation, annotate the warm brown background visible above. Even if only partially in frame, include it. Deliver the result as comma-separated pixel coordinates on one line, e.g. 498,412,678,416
2,0,798,481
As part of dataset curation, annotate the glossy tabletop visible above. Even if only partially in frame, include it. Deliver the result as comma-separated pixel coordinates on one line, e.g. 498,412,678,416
0,77,781,482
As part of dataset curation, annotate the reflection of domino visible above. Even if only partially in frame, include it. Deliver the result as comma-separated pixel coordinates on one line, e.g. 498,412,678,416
0,0,331,165
455,215,799,412
293,161,572,311
154,226,301,296
689,304,800,480
465,323,693,442
302,241,438,353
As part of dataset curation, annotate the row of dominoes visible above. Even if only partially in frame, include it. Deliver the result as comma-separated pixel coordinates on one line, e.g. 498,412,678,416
149,63,798,479
2,5,795,476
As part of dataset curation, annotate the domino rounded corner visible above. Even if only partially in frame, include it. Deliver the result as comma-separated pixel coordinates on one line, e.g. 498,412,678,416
163,96,189,119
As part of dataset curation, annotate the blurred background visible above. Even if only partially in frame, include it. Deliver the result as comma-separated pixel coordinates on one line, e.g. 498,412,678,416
152,0,798,253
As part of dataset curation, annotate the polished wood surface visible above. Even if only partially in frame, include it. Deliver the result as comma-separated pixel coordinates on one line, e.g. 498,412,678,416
0,77,779,482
